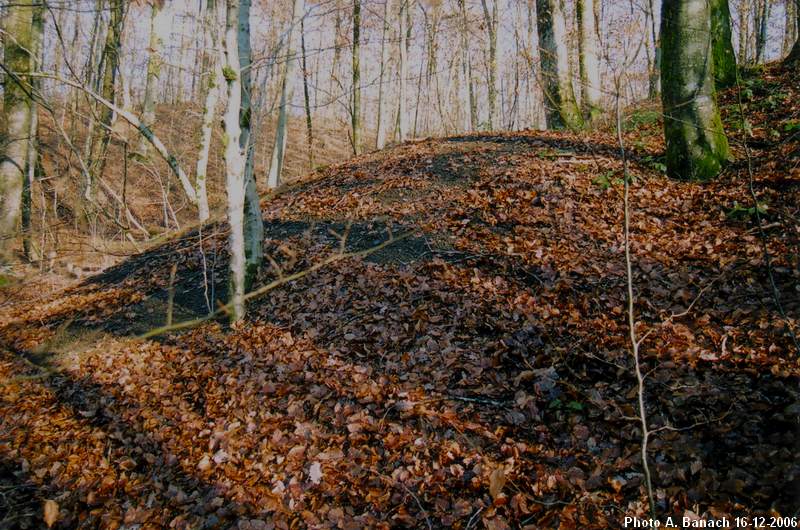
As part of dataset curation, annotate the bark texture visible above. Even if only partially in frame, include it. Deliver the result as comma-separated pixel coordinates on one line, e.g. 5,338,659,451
0,0,35,260
577,0,602,123
710,0,737,88
536,0,583,130
222,0,247,321
661,0,730,181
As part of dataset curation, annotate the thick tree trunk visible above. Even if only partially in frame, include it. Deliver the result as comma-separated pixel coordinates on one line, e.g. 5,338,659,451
137,0,168,157
536,0,583,130
195,0,221,222
784,0,797,54
480,0,498,130
785,0,800,65
577,0,602,123
711,0,737,88
661,0,730,181
376,0,391,148
267,0,305,188
351,0,362,154
238,0,264,290
0,0,35,260
222,0,247,321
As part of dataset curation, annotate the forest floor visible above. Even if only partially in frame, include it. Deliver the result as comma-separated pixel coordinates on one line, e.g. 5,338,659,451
0,65,798,529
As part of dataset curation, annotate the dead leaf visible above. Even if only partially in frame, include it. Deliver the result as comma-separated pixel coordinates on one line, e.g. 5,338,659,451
489,467,506,500
43,499,59,528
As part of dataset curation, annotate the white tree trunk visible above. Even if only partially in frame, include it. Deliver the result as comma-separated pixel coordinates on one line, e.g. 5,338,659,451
267,0,305,189
195,0,221,222
238,0,264,287
222,0,247,321
578,0,602,122
137,0,169,156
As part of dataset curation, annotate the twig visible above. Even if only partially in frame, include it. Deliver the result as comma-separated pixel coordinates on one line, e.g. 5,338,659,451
400,484,433,530
140,231,412,338
614,80,657,521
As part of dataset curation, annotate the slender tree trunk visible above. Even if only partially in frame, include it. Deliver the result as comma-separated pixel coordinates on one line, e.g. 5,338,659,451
137,0,168,156
646,0,661,98
739,0,750,62
376,0,391,148
458,0,475,131
351,0,362,154
0,0,35,261
480,0,498,130
661,0,730,181
267,0,305,188
222,0,247,321
536,0,583,130
301,18,315,167
711,0,737,88
88,0,124,188
398,0,409,141
577,0,602,123
755,0,770,62
22,2,44,261
196,0,221,222
238,0,264,290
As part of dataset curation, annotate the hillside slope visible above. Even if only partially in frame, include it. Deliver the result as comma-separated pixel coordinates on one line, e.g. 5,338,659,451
0,65,798,528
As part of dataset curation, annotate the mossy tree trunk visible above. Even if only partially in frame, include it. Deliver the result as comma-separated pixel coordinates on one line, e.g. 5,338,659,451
536,0,583,130
711,0,737,89
785,0,800,65
0,0,35,261
661,0,730,181
222,0,247,321
237,0,264,291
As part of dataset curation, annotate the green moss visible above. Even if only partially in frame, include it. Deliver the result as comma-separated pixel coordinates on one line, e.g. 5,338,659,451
222,65,237,82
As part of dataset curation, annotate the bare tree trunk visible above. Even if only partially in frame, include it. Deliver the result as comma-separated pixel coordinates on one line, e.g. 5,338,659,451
646,0,661,98
301,17,315,167
711,0,737,88
577,0,602,123
222,0,247,321
0,0,36,261
22,1,44,261
87,0,124,192
739,0,750,62
661,0,730,180
238,0,264,289
784,0,799,57
267,0,305,188
755,0,770,63
351,0,362,154
536,0,583,130
398,0,409,141
137,0,168,157
195,0,221,222
480,0,498,130
376,0,391,148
